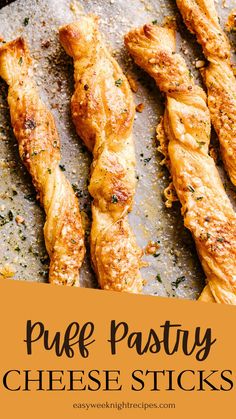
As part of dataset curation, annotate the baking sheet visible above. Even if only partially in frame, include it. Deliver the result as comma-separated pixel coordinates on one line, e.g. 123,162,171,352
0,0,235,298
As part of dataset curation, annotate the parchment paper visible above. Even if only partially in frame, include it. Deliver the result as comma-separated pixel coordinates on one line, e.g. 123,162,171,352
0,0,235,299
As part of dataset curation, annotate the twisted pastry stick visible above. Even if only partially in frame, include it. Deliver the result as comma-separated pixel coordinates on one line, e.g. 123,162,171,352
125,23,236,304
59,16,143,292
226,9,236,32
0,38,85,285
176,0,236,186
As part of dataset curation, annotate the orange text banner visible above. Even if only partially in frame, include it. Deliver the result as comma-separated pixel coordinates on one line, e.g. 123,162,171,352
0,279,235,418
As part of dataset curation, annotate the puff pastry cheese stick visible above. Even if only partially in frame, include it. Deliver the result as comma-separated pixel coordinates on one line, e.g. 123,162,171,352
176,0,236,186
125,24,236,304
59,16,143,293
226,9,236,32
0,38,85,286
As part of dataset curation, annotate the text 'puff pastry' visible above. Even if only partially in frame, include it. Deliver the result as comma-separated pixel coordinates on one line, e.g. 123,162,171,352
125,23,236,304
176,0,236,187
0,38,85,286
59,16,143,293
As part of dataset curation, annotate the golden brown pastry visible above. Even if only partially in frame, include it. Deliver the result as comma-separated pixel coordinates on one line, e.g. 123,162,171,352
0,38,85,286
59,16,143,292
125,23,236,304
176,0,236,186
226,9,236,32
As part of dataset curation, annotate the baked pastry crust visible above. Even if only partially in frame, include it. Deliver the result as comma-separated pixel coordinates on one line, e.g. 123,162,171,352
176,0,236,187
59,16,143,292
226,9,236,32
0,38,85,285
125,23,236,304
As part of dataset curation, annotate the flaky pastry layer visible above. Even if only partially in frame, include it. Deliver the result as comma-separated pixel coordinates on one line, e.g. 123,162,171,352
0,38,85,285
176,0,236,187
125,23,236,304
59,16,143,292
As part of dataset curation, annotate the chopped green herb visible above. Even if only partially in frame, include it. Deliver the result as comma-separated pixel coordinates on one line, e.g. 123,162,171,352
196,196,203,201
19,57,23,66
72,184,83,198
197,141,206,147
40,255,49,265
152,19,158,25
29,246,39,257
111,194,119,204
156,273,162,283
153,252,160,258
24,193,36,202
81,145,87,154
187,185,195,193
144,157,152,164
0,210,15,226
47,168,52,174
59,164,65,171
217,237,224,243
115,78,123,87
23,17,29,26
189,69,193,78
39,270,48,278
0,214,9,227
171,275,186,288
